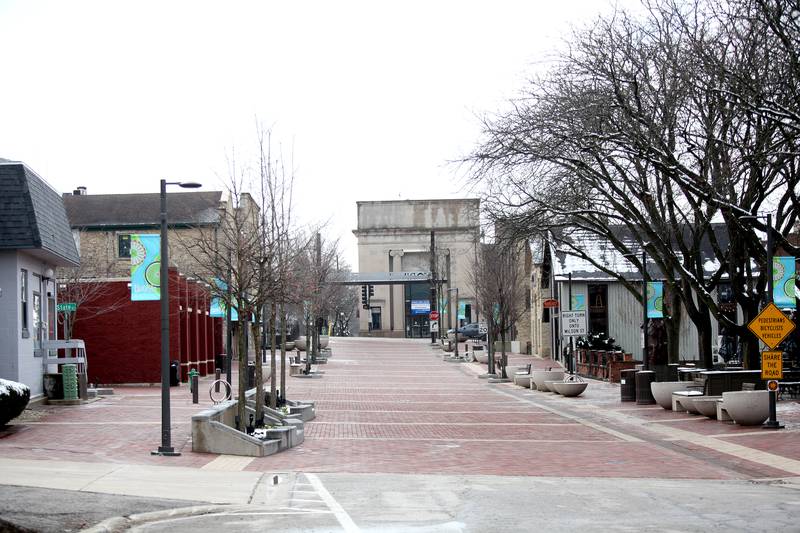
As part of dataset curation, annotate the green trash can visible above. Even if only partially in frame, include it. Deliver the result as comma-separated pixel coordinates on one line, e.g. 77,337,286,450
62,364,79,401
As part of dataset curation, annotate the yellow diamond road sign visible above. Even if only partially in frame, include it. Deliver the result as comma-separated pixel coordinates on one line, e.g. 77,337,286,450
748,302,796,350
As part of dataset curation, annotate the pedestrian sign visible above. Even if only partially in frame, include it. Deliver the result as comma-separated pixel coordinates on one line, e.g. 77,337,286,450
747,302,795,349
761,350,783,380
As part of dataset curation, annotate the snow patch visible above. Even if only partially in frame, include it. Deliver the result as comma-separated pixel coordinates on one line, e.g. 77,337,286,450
0,378,29,397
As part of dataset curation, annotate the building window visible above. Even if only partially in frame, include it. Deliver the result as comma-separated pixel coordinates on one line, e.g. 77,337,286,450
33,290,41,350
542,308,550,323
20,269,28,337
118,234,131,258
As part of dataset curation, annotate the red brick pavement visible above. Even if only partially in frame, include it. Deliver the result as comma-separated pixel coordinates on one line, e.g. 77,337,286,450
3,338,799,480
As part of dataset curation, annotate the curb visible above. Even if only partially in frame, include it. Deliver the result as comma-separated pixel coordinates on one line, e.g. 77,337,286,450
85,504,236,533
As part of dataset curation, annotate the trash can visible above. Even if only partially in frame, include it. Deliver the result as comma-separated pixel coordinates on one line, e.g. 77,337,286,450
635,370,656,405
247,362,256,389
620,369,638,402
169,360,180,386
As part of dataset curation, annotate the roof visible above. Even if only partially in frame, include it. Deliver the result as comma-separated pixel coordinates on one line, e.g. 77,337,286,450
64,190,223,229
551,224,731,281
0,160,80,266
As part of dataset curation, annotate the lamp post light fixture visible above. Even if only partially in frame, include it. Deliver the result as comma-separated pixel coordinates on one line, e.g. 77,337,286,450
152,179,201,457
447,287,459,360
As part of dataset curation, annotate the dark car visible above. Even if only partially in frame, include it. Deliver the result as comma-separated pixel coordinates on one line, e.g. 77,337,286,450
447,322,486,341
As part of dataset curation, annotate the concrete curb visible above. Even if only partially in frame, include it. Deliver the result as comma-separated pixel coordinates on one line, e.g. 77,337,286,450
84,504,235,532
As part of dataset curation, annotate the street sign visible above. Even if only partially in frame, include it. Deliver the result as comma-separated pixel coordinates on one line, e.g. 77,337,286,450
430,310,440,321
561,310,587,337
761,350,783,380
767,380,779,392
543,299,560,309
430,321,439,332
747,302,796,349
478,321,488,335
57,302,77,312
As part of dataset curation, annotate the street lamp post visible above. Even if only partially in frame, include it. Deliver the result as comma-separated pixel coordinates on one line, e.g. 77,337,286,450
447,287,459,360
152,179,201,457
741,213,783,430
624,245,649,371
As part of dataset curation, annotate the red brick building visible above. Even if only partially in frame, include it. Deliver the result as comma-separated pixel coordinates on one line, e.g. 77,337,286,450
71,268,223,385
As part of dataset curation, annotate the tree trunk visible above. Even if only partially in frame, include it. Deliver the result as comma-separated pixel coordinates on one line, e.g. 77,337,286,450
251,314,263,426
270,303,277,409
697,311,713,369
665,285,682,364
500,322,508,379
236,319,247,431
280,303,286,402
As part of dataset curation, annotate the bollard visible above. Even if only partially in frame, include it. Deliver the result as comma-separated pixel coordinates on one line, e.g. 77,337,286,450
215,368,221,392
191,374,199,404
188,368,199,393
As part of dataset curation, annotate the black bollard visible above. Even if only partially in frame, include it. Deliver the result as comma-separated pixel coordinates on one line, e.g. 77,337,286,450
191,374,199,404
215,368,221,392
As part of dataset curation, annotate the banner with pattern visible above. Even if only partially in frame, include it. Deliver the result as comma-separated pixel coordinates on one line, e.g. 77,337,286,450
646,281,664,318
130,234,161,301
209,278,239,320
773,256,796,309
571,294,586,311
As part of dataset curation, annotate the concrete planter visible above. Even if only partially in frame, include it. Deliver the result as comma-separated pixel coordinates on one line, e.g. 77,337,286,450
672,392,702,413
693,396,722,419
721,390,770,426
475,351,489,364
651,381,694,410
552,381,588,397
544,380,562,393
320,336,330,349
513,372,531,387
532,370,564,391
295,336,307,351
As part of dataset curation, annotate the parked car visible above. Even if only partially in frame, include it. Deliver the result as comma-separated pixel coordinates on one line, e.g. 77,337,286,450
447,323,486,342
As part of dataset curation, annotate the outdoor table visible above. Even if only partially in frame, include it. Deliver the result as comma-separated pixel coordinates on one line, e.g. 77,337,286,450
699,370,763,396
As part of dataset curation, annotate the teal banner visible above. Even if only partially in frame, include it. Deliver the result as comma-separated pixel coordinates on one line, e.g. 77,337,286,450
773,256,796,309
458,301,466,320
130,234,161,301
646,281,664,318
210,278,239,320
571,294,586,311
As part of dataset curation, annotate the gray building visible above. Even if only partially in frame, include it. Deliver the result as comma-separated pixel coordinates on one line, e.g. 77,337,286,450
353,199,480,338
0,159,80,397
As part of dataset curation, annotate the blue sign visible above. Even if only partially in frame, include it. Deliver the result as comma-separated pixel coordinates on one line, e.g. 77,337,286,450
774,257,796,309
647,281,664,318
130,234,161,301
411,300,430,315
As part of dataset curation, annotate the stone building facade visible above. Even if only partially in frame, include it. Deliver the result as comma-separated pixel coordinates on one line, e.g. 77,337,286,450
353,199,481,338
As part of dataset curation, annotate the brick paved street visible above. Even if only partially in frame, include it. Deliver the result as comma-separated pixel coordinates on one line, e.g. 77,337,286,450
3,337,800,481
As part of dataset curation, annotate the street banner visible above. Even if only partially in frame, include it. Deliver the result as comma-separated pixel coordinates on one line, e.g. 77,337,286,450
571,294,586,311
130,234,161,301
773,257,796,309
646,281,664,318
458,300,466,320
210,278,239,320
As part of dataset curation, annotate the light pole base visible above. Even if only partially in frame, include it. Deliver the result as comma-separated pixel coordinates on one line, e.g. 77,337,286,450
478,373,497,379
152,447,182,456
487,377,512,384
763,420,785,430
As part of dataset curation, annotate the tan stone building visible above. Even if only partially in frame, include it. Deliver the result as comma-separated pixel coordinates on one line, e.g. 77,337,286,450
353,199,481,338
62,187,225,279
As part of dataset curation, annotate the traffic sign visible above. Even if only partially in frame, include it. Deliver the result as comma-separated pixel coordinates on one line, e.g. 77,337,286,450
57,302,77,312
767,380,779,392
747,302,796,349
478,321,488,335
561,310,587,337
543,299,560,309
761,350,783,380
430,310,440,321
430,321,439,332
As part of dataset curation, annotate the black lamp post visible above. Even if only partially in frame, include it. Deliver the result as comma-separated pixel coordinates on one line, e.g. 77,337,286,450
740,213,783,430
624,245,649,371
153,179,201,457
447,287,459,359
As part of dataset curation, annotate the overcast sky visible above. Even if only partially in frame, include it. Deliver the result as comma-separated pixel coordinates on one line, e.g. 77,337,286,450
0,0,631,267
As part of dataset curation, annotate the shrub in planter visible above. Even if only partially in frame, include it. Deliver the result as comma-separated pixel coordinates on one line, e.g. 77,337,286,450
0,378,30,426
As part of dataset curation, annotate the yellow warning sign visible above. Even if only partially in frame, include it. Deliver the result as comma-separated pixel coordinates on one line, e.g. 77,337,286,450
761,350,783,380
748,302,796,350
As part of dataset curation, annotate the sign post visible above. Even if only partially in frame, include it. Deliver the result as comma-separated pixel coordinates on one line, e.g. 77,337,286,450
749,303,794,430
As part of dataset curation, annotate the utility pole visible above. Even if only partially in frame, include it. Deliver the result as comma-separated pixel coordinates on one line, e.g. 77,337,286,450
430,231,437,344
